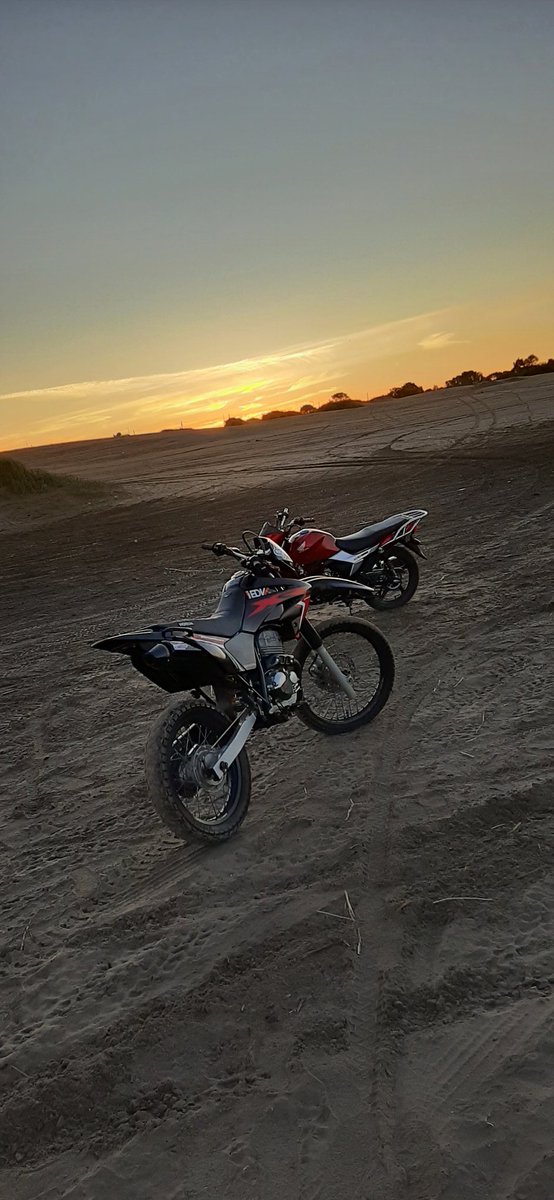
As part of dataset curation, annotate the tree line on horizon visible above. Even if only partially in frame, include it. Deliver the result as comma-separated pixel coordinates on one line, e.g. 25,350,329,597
224,353,554,427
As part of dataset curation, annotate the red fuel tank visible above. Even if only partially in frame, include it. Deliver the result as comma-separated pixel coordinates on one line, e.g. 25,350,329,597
287,528,338,566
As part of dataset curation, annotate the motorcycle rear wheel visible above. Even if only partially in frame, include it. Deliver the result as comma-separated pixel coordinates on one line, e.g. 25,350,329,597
145,702,251,843
294,617,394,734
364,544,419,611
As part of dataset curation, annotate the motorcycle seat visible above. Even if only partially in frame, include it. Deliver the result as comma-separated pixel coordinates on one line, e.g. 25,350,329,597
186,614,240,637
165,587,246,639
156,613,240,638
335,515,405,554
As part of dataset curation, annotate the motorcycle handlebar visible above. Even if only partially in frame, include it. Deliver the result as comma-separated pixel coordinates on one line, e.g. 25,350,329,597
272,510,314,534
201,540,273,568
275,507,289,531
202,541,243,559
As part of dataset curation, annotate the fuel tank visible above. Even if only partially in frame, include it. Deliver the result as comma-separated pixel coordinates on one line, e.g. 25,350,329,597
286,528,338,566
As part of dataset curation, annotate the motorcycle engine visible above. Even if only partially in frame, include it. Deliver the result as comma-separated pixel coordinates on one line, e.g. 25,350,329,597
257,629,301,713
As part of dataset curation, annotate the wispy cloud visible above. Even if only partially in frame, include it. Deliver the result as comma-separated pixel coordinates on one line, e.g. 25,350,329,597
418,331,468,351
1,307,452,447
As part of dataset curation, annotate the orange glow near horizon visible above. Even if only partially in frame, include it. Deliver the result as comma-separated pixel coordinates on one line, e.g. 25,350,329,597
1,298,553,452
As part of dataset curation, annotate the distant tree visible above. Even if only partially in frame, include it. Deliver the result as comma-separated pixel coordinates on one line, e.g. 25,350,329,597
512,354,539,374
261,409,295,421
319,394,363,411
113,431,123,438
388,382,424,399
484,354,554,382
224,416,245,427
445,370,484,388
300,403,317,414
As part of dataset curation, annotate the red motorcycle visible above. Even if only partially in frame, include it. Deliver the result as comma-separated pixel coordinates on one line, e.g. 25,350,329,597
259,506,428,610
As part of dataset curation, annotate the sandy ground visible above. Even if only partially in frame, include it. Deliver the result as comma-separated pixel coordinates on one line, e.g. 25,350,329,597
1,376,553,1199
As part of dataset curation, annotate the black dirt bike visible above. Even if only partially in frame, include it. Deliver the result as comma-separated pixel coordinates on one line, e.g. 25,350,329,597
94,536,395,843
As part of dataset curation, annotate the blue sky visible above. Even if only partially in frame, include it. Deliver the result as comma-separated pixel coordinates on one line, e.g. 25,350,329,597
1,0,553,446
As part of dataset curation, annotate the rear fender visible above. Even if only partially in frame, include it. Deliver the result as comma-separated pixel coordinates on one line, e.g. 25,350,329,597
93,631,171,655
93,631,237,694
401,535,426,559
94,629,228,661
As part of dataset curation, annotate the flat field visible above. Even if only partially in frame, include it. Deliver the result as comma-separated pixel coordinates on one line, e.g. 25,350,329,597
1,375,553,1199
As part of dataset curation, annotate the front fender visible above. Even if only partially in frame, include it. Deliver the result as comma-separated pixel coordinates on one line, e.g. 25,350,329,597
305,575,375,605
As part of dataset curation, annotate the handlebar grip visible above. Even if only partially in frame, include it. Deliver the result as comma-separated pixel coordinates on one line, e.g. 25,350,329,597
201,542,213,551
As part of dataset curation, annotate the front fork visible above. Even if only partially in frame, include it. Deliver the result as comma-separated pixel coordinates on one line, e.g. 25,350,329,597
300,621,357,701
210,618,359,778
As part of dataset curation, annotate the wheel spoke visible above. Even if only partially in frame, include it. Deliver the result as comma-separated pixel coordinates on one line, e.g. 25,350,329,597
169,719,236,826
302,631,382,723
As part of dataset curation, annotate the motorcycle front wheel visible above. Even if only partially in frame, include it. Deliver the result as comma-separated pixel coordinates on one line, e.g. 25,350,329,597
363,544,419,611
294,617,394,735
145,702,251,843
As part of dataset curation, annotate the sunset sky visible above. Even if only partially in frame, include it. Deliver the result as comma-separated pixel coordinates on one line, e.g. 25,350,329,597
1,0,553,450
